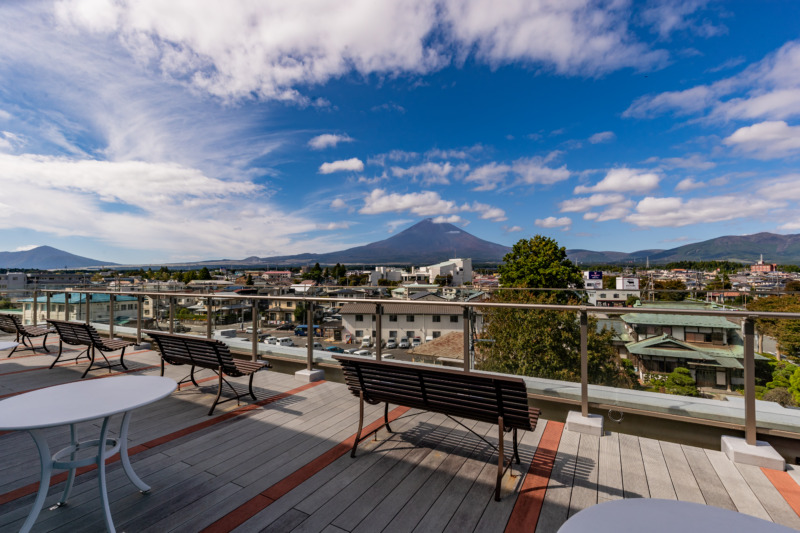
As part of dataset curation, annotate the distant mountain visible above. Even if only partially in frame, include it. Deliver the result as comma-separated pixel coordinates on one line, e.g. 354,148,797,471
566,232,800,265
0,246,116,269
257,219,512,265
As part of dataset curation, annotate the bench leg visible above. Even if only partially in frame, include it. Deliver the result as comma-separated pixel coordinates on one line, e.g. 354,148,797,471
384,402,393,434
248,372,257,401
351,391,365,458
118,347,128,370
190,365,199,386
209,370,224,416
513,427,520,464
41,334,50,353
81,346,96,379
496,416,505,502
49,341,64,368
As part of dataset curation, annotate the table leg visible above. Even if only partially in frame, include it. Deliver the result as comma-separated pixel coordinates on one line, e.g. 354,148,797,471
21,429,53,533
118,411,150,493
97,417,115,533
55,424,79,506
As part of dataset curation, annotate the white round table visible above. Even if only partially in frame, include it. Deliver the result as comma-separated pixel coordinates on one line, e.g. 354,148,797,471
0,375,176,533
558,498,794,532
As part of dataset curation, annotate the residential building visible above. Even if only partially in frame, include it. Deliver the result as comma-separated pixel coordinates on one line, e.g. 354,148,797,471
19,293,139,326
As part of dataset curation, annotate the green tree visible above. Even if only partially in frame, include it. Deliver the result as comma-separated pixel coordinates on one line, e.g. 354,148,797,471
602,276,616,290
294,301,307,322
788,367,800,404
498,235,583,291
664,367,698,397
245,274,254,286
748,295,800,357
763,387,796,407
477,292,637,388
654,279,688,301
198,267,212,280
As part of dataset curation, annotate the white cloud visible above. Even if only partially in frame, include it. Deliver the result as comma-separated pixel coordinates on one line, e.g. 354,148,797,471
535,216,571,230
624,40,800,122
386,219,415,233
675,178,705,191
646,154,716,170
503,225,523,233
391,161,467,185
761,174,800,200
53,0,668,105
432,215,466,225
511,157,570,185
625,195,774,227
588,131,615,144
14,244,39,251
360,189,459,216
640,0,725,39
463,162,510,191
330,198,347,209
316,221,350,230
318,158,365,174
308,133,353,150
574,168,660,194
723,121,800,159
467,202,507,222
559,193,628,212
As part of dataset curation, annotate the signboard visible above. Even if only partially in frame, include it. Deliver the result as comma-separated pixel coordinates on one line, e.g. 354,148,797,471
616,277,640,290
588,271,603,280
584,280,602,289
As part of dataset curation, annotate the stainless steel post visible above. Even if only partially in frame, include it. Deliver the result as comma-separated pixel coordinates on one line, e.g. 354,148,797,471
743,317,756,445
46,293,51,321
375,304,383,361
580,309,589,418
251,300,258,362
136,296,143,344
109,294,115,339
65,293,70,321
206,297,212,339
306,302,314,371
33,291,38,326
463,307,470,371
169,296,175,334
85,294,91,325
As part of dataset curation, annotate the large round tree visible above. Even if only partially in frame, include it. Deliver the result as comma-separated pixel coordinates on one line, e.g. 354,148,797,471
498,235,583,289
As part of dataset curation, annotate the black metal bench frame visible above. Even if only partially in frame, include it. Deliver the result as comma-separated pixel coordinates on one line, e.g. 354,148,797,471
0,313,50,357
46,319,136,378
334,354,541,501
148,331,271,415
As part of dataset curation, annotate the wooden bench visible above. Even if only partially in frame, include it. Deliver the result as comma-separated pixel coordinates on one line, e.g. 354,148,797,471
334,354,541,501
0,313,50,357
147,331,270,415
47,319,136,378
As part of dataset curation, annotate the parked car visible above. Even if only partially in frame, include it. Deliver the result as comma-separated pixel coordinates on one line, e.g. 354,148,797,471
411,337,422,347
263,336,277,344
309,341,323,349
325,346,345,353
344,348,360,354
398,339,410,349
276,323,294,330
245,327,261,334
277,337,294,347
385,339,398,349
353,349,371,356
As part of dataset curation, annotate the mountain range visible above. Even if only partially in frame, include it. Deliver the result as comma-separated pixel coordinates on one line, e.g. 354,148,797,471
3,223,800,269
0,246,115,269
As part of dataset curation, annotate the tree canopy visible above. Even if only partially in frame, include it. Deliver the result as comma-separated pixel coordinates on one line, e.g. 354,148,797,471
498,235,583,290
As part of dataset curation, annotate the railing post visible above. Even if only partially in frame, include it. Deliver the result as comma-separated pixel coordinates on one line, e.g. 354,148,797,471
136,295,143,344
109,294,115,339
169,296,175,334
743,317,756,445
33,290,38,326
580,308,589,418
463,307,470,371
375,304,383,361
65,292,70,321
306,302,314,371
206,297,212,339
251,300,258,362
46,292,51,321
85,293,91,325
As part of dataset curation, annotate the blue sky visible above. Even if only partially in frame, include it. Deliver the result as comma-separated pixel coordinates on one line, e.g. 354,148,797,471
1,1,800,264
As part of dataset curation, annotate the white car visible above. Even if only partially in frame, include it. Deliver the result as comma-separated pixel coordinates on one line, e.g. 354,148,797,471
398,339,410,349
263,336,277,344
411,337,422,347
277,337,294,347
344,348,360,354
309,341,323,349
245,327,261,334
353,349,371,356
385,340,398,349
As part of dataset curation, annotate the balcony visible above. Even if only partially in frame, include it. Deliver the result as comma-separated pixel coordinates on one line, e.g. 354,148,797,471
1,289,800,531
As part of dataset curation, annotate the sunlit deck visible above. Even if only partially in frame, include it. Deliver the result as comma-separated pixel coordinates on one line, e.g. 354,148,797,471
2,335,800,532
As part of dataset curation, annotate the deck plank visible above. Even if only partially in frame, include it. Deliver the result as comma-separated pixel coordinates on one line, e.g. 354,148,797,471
734,463,800,529
639,437,676,500
533,424,580,533
596,431,623,504
618,433,649,499
567,432,599,517
659,441,703,504
704,449,770,521
681,445,735,511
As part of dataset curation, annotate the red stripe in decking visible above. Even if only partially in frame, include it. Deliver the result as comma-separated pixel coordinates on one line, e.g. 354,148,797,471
504,421,565,533
763,468,800,518
0,381,324,506
201,405,411,533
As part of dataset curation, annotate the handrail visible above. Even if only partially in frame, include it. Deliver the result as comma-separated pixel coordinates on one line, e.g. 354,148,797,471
7,286,800,442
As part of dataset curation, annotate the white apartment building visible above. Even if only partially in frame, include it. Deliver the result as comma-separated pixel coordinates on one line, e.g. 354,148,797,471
400,258,473,286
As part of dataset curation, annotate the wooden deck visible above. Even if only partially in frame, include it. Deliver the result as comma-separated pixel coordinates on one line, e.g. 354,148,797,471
1,334,800,532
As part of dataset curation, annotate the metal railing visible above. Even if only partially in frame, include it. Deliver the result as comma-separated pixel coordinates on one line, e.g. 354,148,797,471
5,287,800,443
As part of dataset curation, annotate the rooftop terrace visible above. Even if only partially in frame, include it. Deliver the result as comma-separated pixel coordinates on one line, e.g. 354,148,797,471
2,331,800,532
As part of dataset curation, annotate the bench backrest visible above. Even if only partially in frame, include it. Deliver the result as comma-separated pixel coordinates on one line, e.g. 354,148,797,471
148,331,236,371
334,355,536,431
47,319,101,347
0,314,20,335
